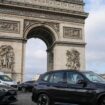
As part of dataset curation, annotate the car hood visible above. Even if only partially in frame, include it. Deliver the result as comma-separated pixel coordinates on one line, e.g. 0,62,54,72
0,85,16,91
94,82,105,88
4,81,17,85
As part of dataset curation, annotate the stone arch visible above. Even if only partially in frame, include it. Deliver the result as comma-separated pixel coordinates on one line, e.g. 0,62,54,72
24,24,58,48
24,24,58,73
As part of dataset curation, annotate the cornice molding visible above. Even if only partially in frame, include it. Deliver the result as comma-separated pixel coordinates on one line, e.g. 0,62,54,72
0,1,88,19
47,41,86,51
55,0,84,5
0,36,27,43
0,7,85,24
55,41,86,46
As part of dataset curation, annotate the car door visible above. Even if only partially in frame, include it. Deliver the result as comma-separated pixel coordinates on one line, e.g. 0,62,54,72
66,71,96,104
47,71,68,102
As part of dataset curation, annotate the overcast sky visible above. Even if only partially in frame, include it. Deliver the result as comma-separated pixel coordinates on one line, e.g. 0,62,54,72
85,0,105,74
24,0,105,81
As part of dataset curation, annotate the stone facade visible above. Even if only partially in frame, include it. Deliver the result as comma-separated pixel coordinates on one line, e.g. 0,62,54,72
0,0,88,82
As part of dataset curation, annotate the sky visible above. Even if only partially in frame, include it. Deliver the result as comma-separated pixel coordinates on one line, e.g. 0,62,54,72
84,0,105,74
24,0,105,81
24,39,47,81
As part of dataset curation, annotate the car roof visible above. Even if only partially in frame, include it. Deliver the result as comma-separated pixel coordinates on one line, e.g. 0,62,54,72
40,70,95,78
81,71,94,73
22,80,35,83
43,69,84,75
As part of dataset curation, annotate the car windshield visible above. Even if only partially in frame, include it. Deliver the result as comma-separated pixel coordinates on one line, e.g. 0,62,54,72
0,75,13,82
83,72,105,83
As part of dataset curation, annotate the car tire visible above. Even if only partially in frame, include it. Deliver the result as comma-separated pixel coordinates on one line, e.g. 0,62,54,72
98,96,105,105
37,94,54,105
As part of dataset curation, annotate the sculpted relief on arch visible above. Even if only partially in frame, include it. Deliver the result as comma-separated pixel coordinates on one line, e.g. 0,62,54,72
24,19,59,36
0,19,20,34
63,26,82,39
0,45,15,73
66,49,80,70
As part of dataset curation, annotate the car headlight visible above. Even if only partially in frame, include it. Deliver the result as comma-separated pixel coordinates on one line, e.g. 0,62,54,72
0,85,10,92
0,87,8,92
3,83,10,87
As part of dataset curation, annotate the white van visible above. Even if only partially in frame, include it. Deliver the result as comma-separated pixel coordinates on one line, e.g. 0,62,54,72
0,72,17,88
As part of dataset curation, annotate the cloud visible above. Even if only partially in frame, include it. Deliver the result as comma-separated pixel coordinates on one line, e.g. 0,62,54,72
26,50,46,60
85,0,105,73
84,0,105,11
24,38,47,81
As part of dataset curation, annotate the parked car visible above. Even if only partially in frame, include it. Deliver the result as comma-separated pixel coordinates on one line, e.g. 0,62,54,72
18,80,35,92
0,84,17,104
32,70,105,105
0,72,17,88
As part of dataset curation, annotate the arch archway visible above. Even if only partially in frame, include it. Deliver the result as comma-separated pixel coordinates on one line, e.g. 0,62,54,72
25,25,56,73
25,25,57,48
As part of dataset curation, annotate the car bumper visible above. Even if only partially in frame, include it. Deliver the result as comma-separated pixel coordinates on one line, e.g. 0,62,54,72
0,89,17,104
1,95,17,104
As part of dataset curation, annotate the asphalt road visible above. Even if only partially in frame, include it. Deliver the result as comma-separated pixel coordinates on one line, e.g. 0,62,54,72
13,92,35,105
12,92,77,105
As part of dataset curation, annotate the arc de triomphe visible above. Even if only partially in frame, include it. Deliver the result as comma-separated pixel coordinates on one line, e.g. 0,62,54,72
0,0,88,82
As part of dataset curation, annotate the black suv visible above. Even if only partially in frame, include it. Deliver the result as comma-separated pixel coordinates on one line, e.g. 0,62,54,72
32,70,105,105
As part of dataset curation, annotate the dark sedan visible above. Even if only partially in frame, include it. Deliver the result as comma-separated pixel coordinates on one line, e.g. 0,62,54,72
18,80,35,92
0,85,17,104
32,70,105,105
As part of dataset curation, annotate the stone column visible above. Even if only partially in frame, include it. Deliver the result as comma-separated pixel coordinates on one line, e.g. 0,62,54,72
47,49,54,71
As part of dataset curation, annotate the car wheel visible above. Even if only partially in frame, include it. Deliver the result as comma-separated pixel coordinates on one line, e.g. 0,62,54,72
98,96,105,105
37,94,53,105
22,87,26,92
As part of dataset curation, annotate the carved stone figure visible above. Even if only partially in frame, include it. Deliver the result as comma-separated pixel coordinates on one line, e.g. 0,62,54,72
66,49,80,70
0,45,15,71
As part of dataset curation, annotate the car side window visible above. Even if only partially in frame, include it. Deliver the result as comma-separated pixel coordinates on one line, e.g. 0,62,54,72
67,72,84,85
42,74,50,82
49,72,64,83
